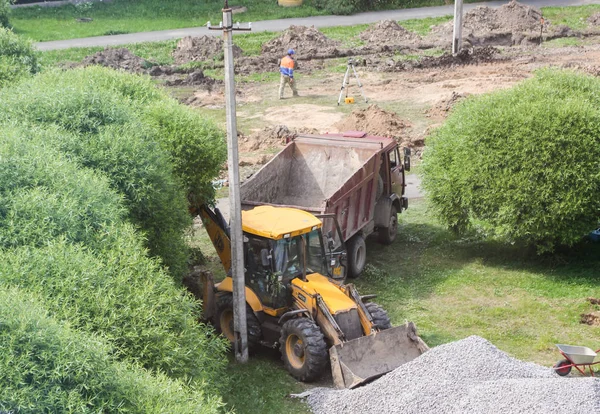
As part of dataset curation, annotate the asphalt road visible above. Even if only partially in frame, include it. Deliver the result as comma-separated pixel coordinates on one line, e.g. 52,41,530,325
36,0,599,51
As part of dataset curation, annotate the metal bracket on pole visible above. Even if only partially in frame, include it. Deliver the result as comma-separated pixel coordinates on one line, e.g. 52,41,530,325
209,1,251,364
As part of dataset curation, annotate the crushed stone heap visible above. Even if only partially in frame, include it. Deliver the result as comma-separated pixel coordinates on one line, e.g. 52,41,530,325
307,336,600,414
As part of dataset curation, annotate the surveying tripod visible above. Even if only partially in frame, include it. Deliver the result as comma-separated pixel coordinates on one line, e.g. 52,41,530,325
337,58,368,106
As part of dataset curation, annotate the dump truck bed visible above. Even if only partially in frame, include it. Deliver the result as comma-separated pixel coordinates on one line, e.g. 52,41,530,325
241,134,385,241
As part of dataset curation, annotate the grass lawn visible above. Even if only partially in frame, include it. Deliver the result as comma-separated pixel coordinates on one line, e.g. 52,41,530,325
13,0,504,42
197,193,600,413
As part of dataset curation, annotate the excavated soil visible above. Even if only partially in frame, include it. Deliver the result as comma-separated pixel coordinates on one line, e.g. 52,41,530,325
428,91,470,118
173,36,242,65
359,20,421,47
334,104,412,146
580,312,600,326
82,48,149,72
239,125,296,151
261,25,341,56
589,13,600,26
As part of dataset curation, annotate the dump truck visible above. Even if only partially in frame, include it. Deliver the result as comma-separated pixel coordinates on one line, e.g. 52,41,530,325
240,131,410,278
199,204,427,388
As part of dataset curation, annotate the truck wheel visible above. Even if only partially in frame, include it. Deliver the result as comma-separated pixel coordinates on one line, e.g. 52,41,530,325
365,302,392,330
279,317,328,382
378,205,398,245
347,234,366,278
215,293,262,351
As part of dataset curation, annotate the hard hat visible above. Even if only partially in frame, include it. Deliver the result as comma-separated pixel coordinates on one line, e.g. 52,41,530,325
287,49,295,55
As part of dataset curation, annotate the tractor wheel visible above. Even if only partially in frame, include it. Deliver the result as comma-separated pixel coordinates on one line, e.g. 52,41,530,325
554,359,572,376
347,234,366,279
378,205,398,245
214,293,262,351
365,302,392,330
279,317,328,382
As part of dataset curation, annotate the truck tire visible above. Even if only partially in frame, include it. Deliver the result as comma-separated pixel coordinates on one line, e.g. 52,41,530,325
215,293,262,351
365,302,392,330
347,234,366,278
378,205,398,245
279,317,328,382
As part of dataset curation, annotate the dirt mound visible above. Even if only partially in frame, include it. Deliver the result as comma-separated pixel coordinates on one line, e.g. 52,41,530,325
359,20,421,46
82,48,148,72
588,12,600,26
419,46,500,68
261,25,340,56
334,104,412,145
240,125,295,151
173,36,243,65
164,70,221,88
428,92,470,118
434,1,543,36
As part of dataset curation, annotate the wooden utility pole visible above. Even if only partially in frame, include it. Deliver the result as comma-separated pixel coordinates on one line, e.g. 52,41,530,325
452,0,464,55
209,2,251,363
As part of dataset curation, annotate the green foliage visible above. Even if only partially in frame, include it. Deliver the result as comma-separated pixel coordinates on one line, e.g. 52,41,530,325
0,67,226,277
422,69,600,253
313,0,368,15
0,0,10,28
0,286,222,414
0,27,39,87
0,128,228,389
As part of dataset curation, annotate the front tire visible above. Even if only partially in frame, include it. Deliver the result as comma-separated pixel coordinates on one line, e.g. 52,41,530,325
347,234,366,278
365,302,392,330
554,359,572,376
215,293,262,351
378,205,398,245
279,318,328,382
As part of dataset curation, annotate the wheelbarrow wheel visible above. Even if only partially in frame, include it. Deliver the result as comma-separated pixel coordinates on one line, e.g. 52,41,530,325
554,359,572,376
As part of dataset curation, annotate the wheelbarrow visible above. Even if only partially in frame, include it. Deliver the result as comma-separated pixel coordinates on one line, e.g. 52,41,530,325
553,344,600,376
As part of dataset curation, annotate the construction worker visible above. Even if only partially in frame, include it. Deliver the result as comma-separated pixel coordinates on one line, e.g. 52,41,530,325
279,49,298,99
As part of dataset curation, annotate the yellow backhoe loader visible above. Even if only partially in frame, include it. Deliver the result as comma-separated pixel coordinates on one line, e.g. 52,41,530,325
199,204,428,388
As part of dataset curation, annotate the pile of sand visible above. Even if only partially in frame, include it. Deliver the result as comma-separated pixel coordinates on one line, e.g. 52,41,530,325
82,48,149,72
261,25,340,56
173,36,243,65
428,92,470,118
359,20,421,46
334,104,412,145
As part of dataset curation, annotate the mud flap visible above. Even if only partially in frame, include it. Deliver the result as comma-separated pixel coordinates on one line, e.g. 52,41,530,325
329,322,428,389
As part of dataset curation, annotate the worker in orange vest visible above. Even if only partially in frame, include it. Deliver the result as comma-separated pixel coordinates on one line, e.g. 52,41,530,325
279,49,298,99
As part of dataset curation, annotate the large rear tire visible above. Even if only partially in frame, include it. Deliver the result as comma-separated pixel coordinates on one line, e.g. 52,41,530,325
279,318,328,382
378,205,398,245
215,293,262,351
347,234,366,279
365,302,392,330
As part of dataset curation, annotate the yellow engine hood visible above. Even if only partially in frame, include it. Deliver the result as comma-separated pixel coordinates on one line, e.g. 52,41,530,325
292,273,356,314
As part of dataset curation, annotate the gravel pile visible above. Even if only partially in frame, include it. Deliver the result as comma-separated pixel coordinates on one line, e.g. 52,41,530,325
307,336,600,414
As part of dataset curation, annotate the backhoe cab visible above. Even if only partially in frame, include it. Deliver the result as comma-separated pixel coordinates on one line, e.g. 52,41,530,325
200,205,427,388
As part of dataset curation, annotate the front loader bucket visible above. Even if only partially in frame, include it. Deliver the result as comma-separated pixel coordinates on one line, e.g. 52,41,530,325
329,322,428,389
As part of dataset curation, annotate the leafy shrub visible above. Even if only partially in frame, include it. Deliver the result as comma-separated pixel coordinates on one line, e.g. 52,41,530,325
422,69,600,253
0,286,222,414
0,67,226,277
0,0,10,28
0,27,39,87
0,127,228,385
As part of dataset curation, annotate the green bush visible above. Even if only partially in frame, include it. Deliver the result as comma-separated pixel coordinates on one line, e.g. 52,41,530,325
0,128,228,385
0,67,226,277
0,286,222,414
0,27,39,87
0,0,10,28
422,69,600,253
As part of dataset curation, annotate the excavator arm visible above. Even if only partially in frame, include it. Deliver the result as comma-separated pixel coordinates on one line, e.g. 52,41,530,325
199,205,232,274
